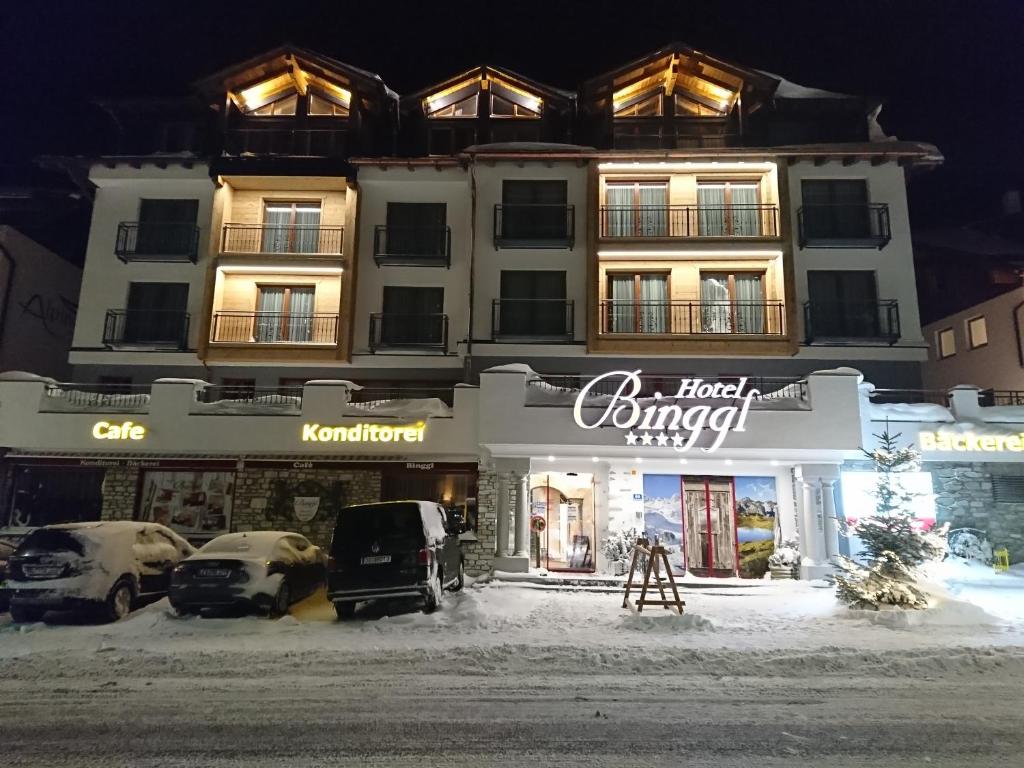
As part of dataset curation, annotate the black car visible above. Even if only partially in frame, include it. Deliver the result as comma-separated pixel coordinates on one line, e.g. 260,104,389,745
170,531,327,617
0,538,18,612
327,500,465,619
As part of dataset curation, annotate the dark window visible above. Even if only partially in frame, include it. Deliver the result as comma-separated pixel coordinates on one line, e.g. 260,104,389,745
384,203,447,258
993,476,1024,504
807,271,879,337
332,502,426,558
500,180,568,241
381,472,478,532
221,378,256,399
381,286,444,346
801,180,871,239
6,467,105,528
499,271,567,336
278,378,307,397
136,199,198,256
98,375,134,393
124,282,189,344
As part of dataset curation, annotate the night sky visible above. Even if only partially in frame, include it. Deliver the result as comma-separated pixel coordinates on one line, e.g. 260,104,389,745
3,0,1022,227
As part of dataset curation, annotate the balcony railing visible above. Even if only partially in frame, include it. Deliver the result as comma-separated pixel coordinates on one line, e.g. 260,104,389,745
369,313,448,352
802,301,900,344
210,311,339,344
491,299,574,342
349,386,457,408
797,204,891,248
103,310,190,349
612,120,737,150
40,382,153,413
115,222,200,263
221,223,344,255
372,225,451,267
599,205,779,238
224,127,348,157
195,385,303,408
980,390,1024,407
598,301,786,336
493,204,575,248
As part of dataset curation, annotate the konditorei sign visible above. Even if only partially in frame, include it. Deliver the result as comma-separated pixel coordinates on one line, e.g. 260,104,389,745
92,420,146,441
301,422,426,443
920,430,1024,453
573,371,758,453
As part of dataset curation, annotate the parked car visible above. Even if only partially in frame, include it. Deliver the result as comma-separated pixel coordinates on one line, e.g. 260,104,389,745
6,521,194,623
327,500,466,619
0,538,19,612
170,531,327,617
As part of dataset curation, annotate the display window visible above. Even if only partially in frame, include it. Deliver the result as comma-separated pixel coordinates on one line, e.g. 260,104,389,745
530,472,596,572
138,471,235,536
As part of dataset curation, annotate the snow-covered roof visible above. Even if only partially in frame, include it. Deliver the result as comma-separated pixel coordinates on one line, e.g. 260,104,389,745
757,69,855,100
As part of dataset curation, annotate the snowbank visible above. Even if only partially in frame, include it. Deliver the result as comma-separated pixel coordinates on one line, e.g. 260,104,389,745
868,401,954,422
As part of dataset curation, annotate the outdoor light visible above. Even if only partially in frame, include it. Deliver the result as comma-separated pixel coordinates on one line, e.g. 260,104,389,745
724,459,734,465
547,455,555,462
591,456,599,462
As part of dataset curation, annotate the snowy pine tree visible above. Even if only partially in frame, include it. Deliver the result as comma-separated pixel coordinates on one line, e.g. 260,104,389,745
835,429,946,610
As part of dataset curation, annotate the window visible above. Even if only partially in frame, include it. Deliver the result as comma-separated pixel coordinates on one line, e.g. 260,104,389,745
937,328,957,359
138,471,234,536
697,183,761,236
381,468,478,532
380,286,445,347
700,272,766,333
124,282,189,344
428,93,478,118
614,93,662,118
136,199,198,256
491,94,539,118
674,94,725,117
498,271,568,337
261,202,322,253
6,467,104,528
255,286,315,343
606,273,669,333
98,375,134,394
801,179,872,239
250,93,297,116
967,316,988,348
807,271,884,338
384,203,447,259
220,378,255,399
604,182,668,237
500,180,569,243
308,93,349,117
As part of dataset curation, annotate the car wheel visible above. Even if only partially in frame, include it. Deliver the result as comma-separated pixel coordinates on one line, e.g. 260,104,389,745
171,604,193,618
103,579,135,623
423,570,443,613
334,602,355,620
450,560,466,592
10,604,45,623
269,580,290,618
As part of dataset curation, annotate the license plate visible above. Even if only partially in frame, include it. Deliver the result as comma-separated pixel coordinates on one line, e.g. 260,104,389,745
23,565,62,579
198,568,231,579
360,555,391,565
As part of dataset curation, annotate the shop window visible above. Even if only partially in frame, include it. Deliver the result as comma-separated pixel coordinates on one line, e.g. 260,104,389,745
381,470,478,531
967,316,988,349
530,472,596,572
6,467,104,528
937,327,956,359
138,470,235,537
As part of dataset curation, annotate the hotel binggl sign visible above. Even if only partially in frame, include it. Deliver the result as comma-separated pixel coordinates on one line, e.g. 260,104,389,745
572,370,758,453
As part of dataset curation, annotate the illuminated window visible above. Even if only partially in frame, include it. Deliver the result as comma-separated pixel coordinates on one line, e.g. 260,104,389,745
428,93,478,119
937,327,956,359
308,93,349,117
249,93,297,116
614,93,662,118
967,316,988,349
674,93,725,117
491,94,539,118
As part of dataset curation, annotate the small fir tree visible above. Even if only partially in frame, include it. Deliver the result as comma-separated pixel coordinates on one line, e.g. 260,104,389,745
834,429,946,610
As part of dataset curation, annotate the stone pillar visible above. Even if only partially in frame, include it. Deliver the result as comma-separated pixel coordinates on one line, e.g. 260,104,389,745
494,473,510,558
820,478,841,560
798,478,820,562
513,471,530,557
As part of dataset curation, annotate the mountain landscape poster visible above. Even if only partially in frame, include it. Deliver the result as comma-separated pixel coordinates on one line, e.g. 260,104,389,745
734,475,778,578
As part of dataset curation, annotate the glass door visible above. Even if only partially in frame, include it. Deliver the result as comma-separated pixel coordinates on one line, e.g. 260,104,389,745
530,472,596,572
680,475,738,576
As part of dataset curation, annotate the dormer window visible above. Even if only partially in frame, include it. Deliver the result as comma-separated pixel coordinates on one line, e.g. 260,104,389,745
491,94,539,118
674,93,725,117
428,93,478,119
249,93,298,116
308,92,350,117
614,92,662,118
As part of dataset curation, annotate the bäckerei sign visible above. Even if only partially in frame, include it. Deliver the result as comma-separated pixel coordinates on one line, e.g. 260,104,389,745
572,370,758,453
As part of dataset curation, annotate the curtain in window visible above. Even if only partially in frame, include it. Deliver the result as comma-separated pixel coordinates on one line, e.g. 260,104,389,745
639,275,668,333
700,275,731,333
255,288,285,342
638,185,668,237
287,288,315,342
605,186,633,237
261,208,291,253
730,186,761,236
293,208,322,254
608,276,635,332
733,274,765,333
697,186,726,236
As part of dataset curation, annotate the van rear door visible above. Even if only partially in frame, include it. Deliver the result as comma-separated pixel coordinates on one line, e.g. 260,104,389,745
331,503,426,588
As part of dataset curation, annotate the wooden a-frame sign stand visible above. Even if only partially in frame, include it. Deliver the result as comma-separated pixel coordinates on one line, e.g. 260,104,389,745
622,537,686,614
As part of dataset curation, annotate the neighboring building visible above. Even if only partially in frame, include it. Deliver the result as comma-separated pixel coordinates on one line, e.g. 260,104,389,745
4,42,977,579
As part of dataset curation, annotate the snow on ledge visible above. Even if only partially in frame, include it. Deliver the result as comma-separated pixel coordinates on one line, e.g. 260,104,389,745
867,401,954,422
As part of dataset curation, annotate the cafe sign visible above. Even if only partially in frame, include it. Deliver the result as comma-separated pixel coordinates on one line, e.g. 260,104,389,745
573,370,758,453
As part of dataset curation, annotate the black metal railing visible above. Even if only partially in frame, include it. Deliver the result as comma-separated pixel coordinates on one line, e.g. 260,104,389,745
491,299,574,341
599,205,779,238
115,222,200,263
210,311,339,344
980,390,1024,407
493,204,575,248
41,382,153,412
803,301,900,344
372,225,451,267
797,204,891,248
598,301,785,335
195,385,303,407
349,386,457,408
869,389,950,407
224,127,348,157
369,313,448,352
103,310,190,348
528,373,807,401
221,223,344,255
612,120,737,150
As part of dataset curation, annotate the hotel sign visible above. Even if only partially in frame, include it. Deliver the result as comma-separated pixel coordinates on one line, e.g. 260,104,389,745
573,371,757,453
301,422,426,443
919,430,1024,453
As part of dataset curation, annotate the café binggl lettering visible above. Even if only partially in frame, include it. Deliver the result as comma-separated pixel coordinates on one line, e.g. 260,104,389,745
573,370,757,453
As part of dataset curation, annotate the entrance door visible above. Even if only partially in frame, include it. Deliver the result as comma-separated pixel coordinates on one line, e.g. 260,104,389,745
680,475,738,576
530,472,596,572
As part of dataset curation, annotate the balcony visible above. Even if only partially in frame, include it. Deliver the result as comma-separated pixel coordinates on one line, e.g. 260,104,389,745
210,312,339,345
372,225,451,267
599,205,779,239
115,222,200,263
221,223,344,255
103,310,190,349
369,313,448,353
224,127,348,157
802,301,900,344
493,204,575,249
598,301,786,336
797,204,891,249
491,299,574,342
612,120,737,150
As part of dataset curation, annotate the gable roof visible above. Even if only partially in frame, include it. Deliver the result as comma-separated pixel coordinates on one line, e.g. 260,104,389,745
401,64,574,113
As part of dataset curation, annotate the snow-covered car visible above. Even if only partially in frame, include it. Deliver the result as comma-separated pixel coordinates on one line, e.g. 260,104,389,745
327,500,466,619
169,531,327,617
6,521,195,623
0,538,19,612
